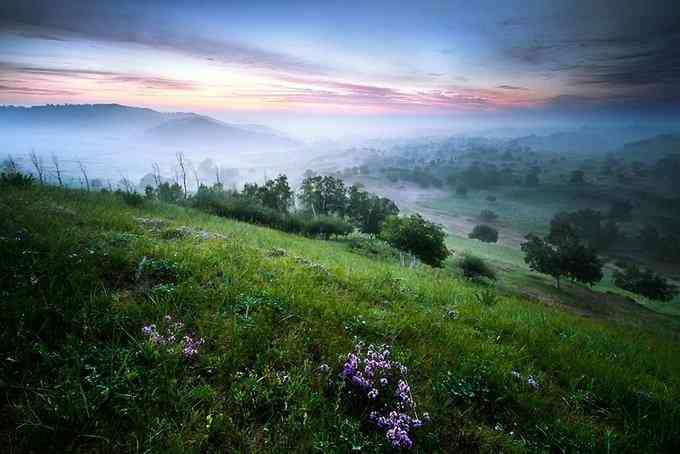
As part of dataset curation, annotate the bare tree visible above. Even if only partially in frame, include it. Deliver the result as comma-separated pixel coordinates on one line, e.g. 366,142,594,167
190,161,201,191
3,154,18,173
151,162,161,187
78,160,90,191
120,174,135,193
52,154,64,186
29,150,45,184
176,152,187,197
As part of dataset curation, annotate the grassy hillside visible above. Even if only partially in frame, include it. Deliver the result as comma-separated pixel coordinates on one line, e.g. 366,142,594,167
2,184,680,453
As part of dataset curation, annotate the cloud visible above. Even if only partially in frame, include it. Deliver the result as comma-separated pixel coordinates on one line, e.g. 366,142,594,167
0,62,198,91
0,84,79,96
497,85,528,90
0,4,327,76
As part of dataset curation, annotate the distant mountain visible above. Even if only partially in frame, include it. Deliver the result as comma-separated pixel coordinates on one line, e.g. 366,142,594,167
144,115,298,149
509,126,675,154
0,103,297,149
0,103,183,131
619,134,680,162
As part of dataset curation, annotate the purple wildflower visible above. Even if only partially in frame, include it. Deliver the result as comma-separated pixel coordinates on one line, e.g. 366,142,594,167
367,388,379,399
182,335,204,358
527,375,540,391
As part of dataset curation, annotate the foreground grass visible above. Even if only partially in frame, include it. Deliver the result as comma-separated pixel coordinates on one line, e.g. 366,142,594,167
2,185,680,453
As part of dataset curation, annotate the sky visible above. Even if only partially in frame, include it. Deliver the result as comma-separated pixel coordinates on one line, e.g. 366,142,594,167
1,0,679,124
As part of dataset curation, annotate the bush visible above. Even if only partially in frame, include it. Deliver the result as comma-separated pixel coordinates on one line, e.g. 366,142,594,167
120,191,145,207
613,264,678,301
469,224,498,243
458,254,496,281
0,171,34,188
304,215,353,239
344,235,400,261
479,209,498,222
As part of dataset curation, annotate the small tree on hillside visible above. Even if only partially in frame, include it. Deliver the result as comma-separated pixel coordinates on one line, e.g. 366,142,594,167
521,232,603,289
479,209,498,222
469,224,498,243
381,214,449,267
613,264,678,301
347,185,399,236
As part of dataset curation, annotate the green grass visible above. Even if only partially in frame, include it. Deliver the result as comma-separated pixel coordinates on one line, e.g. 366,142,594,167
2,184,680,453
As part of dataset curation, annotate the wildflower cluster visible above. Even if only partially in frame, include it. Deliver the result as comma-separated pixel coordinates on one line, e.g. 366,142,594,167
142,315,204,359
341,343,429,450
511,370,541,391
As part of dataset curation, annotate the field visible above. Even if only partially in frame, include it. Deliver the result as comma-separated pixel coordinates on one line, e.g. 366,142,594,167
3,183,680,453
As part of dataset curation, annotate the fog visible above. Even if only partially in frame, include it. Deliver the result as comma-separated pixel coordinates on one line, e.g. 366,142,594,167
2,104,679,194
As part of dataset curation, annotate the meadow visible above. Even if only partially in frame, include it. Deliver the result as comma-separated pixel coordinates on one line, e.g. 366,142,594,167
2,183,680,453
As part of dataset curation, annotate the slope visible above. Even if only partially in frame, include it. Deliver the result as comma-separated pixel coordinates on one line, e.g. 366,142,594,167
2,184,680,453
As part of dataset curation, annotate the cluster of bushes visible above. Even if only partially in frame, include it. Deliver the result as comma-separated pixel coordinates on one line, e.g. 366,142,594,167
550,209,621,251
191,187,353,239
384,168,443,188
638,224,680,263
613,264,678,301
1,170,34,188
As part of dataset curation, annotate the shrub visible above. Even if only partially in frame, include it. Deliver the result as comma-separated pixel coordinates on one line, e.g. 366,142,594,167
474,288,498,306
469,224,498,243
0,171,34,188
458,254,496,281
479,209,498,222
304,215,353,239
120,191,145,207
613,264,678,301
344,235,400,261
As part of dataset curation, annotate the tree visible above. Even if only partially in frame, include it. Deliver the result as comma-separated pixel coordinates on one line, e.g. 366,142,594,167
569,170,585,184
78,160,90,191
52,154,64,186
176,152,188,197
608,199,633,220
521,232,603,289
549,209,619,251
157,182,183,202
29,150,45,185
242,175,293,213
381,214,449,267
479,209,498,222
613,264,678,301
347,185,399,236
469,224,499,243
299,175,347,216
